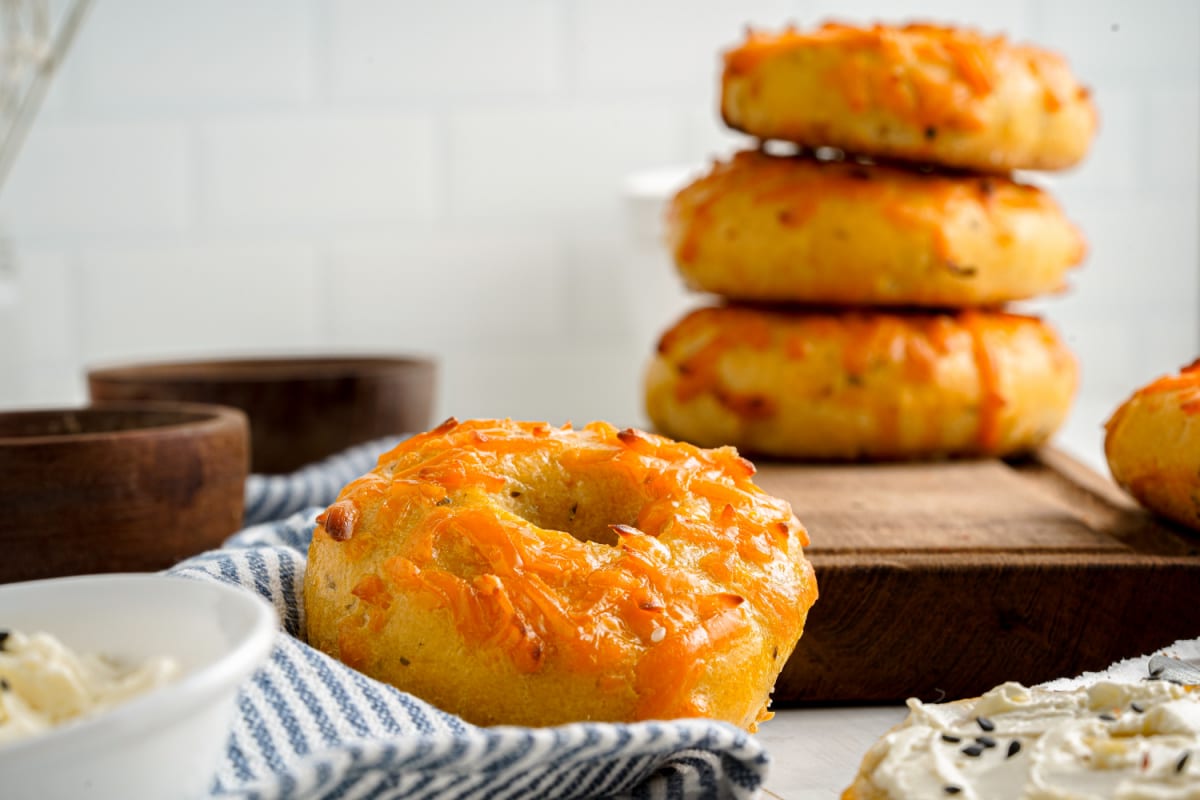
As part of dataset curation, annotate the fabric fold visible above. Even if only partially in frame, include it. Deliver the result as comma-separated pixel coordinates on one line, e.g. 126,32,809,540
171,508,771,800
242,437,400,527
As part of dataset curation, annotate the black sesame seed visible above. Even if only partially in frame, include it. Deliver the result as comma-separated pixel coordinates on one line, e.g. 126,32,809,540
944,786,962,795
924,126,938,140
1099,712,1117,722
962,744,985,757
1131,702,1145,713
1007,740,1022,759
0,630,8,651
941,734,962,744
976,717,995,732
976,735,997,748
436,496,452,506
0,678,8,691
1178,751,1192,773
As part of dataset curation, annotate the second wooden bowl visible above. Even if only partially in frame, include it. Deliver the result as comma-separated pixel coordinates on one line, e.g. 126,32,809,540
88,356,436,473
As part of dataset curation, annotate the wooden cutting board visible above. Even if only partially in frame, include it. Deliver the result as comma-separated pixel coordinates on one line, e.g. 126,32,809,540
754,449,1200,705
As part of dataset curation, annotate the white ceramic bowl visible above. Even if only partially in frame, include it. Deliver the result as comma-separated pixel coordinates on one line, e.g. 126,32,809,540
0,574,277,799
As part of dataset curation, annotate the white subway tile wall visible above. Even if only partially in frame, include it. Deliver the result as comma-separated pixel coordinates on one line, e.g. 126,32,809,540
0,249,75,366
326,232,568,348
78,242,324,362
203,115,440,227
0,0,1194,473
571,0,793,96
446,103,682,222
1,121,191,235
73,0,316,110
328,0,564,100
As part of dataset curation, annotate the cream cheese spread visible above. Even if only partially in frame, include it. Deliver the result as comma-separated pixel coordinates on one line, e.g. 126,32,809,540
862,680,1200,799
0,629,180,745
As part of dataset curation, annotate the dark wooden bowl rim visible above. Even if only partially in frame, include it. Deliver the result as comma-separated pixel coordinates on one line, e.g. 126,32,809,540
88,355,435,385
0,403,247,445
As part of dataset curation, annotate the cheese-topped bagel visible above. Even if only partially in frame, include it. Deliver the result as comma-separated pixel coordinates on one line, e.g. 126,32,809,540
721,22,1097,172
305,418,817,730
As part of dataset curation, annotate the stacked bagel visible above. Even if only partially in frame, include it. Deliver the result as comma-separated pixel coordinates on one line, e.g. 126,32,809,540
645,21,1096,460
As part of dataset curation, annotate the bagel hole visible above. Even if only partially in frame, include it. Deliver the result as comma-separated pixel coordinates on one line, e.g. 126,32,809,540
502,471,646,547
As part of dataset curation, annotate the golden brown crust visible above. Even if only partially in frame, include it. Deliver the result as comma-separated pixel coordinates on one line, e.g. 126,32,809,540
645,306,1077,460
1104,359,1200,531
721,22,1097,172
669,149,1086,307
305,418,817,730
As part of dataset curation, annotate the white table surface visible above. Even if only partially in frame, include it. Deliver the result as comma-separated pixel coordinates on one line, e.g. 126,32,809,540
756,705,907,798
751,430,1112,798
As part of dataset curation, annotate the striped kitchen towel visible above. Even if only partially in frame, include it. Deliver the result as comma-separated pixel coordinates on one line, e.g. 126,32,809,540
242,437,401,526
169,446,772,799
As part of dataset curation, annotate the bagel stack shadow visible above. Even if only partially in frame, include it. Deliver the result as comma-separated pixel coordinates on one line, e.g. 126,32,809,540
644,21,1097,461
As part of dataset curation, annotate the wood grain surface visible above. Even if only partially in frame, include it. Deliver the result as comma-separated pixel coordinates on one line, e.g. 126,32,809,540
0,404,249,582
756,449,1200,704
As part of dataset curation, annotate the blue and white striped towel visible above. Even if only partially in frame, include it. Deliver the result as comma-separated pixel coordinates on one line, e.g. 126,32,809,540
168,439,772,799
241,437,402,527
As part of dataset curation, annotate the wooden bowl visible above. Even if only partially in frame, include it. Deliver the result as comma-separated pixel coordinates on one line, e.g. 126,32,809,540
0,404,249,583
88,356,436,474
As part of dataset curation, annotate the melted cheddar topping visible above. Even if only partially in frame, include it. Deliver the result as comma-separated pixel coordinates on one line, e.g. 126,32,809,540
724,22,1086,130
315,418,816,721
656,306,1048,452
1129,359,1200,415
671,150,1068,268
